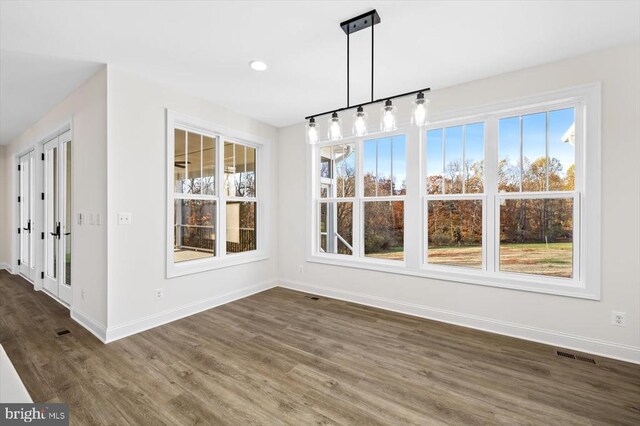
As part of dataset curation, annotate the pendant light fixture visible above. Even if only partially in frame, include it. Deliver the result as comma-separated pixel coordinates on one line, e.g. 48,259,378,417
353,106,367,136
381,99,397,132
306,117,319,144
328,112,343,141
412,92,429,127
305,10,430,143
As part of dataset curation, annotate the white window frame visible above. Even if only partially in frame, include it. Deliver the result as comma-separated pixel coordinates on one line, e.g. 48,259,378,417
308,83,601,299
314,131,409,267
166,110,267,278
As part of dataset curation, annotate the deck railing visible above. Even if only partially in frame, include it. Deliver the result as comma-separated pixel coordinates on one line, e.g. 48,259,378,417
174,224,256,253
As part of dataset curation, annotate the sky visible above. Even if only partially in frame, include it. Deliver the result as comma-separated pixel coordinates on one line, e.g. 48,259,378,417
499,107,575,180
363,135,407,194
330,107,575,196
426,107,575,192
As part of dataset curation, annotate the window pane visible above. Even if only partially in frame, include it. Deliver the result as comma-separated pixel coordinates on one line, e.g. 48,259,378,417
499,198,573,278
174,199,216,263
444,126,463,194
465,123,484,193
174,129,186,193
224,141,235,196
427,200,483,268
522,112,546,192
318,201,353,255
202,135,215,195
246,146,256,197
187,132,202,194
363,139,377,196
64,142,71,285
377,137,392,196
320,146,332,198
426,129,443,194
335,144,356,198
392,135,406,195
234,144,246,196
548,108,575,191
226,201,257,253
364,201,404,260
498,117,520,192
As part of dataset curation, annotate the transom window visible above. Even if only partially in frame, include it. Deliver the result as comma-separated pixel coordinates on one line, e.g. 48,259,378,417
310,84,601,299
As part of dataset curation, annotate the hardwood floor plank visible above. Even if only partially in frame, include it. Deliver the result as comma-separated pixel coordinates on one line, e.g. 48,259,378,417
1,271,639,425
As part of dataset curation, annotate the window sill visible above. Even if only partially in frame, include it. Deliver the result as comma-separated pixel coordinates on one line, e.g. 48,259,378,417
307,254,599,300
167,251,268,278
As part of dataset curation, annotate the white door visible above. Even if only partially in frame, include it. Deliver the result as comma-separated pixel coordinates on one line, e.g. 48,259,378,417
18,151,35,281
43,131,72,304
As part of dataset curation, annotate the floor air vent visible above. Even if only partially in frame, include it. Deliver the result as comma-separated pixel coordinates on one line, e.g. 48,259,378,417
305,296,320,300
556,350,596,364
56,329,71,337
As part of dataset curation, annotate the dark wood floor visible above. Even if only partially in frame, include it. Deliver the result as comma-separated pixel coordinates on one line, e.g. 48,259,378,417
1,270,639,425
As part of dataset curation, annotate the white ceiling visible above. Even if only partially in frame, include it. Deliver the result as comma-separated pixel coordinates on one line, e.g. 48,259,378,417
0,50,103,144
1,1,639,145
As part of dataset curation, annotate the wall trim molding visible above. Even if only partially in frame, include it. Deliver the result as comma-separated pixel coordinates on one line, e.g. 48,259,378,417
104,279,277,343
278,279,640,365
0,263,12,272
71,309,107,343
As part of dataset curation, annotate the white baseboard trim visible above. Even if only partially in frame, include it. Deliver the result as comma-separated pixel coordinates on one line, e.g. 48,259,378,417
0,263,11,272
104,279,277,343
278,279,640,365
71,309,107,343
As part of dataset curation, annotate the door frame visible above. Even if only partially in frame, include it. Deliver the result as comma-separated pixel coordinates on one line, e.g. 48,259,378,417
41,124,73,306
11,119,73,306
17,149,36,281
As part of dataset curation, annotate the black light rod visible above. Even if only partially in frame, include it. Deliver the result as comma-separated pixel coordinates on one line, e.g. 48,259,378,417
304,87,431,120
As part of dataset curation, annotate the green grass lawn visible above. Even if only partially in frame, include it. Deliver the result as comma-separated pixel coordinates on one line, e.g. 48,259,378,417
370,243,573,278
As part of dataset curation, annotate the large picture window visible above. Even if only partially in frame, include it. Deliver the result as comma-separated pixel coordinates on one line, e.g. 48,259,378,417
310,84,601,299
167,111,263,277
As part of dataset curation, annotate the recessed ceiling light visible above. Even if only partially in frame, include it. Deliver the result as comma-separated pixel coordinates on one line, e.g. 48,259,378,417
249,60,267,71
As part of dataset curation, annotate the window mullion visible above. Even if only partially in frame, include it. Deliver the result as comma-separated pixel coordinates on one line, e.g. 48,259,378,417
354,138,363,257
462,124,466,194
485,116,499,273
218,136,226,258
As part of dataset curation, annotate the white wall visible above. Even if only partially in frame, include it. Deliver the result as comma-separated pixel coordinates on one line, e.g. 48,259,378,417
0,68,108,328
105,68,279,340
278,44,640,363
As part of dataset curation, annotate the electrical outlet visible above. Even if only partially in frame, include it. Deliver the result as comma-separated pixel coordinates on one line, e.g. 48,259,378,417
612,311,626,327
298,265,304,273
118,212,132,225
155,288,164,300
81,289,86,300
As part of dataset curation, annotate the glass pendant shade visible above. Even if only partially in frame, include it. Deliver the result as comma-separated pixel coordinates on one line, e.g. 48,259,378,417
412,92,430,127
353,106,368,137
381,99,397,132
306,117,319,144
328,112,343,141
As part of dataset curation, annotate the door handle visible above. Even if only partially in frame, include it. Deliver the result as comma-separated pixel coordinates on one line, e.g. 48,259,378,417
23,220,31,232
50,222,61,239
